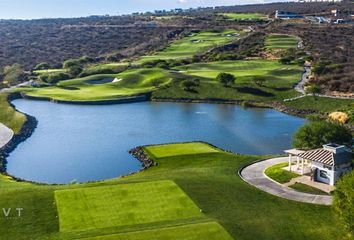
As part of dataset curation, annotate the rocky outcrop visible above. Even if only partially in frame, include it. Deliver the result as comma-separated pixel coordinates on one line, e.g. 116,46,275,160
265,102,317,117
129,146,154,169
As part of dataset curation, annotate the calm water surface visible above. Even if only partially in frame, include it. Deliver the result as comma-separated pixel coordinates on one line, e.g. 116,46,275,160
7,99,306,184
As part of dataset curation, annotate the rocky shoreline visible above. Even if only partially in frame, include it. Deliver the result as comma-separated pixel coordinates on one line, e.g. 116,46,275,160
129,146,155,169
152,97,317,118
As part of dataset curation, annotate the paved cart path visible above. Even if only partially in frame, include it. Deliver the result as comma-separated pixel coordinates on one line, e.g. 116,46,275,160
0,123,13,149
240,157,332,205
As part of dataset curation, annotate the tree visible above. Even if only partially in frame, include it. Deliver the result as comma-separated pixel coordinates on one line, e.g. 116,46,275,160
305,84,321,98
217,72,235,87
293,120,352,150
34,62,50,70
63,59,80,69
41,72,70,84
279,57,292,65
333,171,354,239
312,62,328,75
253,76,266,87
2,64,27,86
67,65,83,77
180,79,199,92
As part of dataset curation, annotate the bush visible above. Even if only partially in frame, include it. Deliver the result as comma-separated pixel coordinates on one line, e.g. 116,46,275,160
2,64,27,85
312,61,329,75
216,72,235,87
180,79,199,92
67,65,83,77
305,84,321,96
293,120,352,150
34,62,50,70
252,76,266,87
41,72,71,84
279,57,292,65
333,171,354,239
63,59,80,69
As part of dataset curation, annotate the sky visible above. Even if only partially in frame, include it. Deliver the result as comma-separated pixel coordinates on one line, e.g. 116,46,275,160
0,0,277,20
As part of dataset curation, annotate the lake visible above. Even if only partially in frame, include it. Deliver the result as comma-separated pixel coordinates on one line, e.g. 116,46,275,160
7,99,306,184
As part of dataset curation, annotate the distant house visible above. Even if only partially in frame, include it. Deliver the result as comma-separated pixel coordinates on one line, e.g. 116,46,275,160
299,0,343,2
285,144,353,186
275,10,302,19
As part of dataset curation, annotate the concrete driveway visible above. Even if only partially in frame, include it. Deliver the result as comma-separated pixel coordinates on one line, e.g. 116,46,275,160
240,157,333,205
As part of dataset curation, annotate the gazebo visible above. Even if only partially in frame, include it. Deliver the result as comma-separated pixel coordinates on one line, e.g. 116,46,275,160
284,144,353,186
284,148,305,173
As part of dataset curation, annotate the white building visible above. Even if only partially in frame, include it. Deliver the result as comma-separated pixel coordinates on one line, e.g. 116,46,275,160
298,0,343,2
285,144,353,186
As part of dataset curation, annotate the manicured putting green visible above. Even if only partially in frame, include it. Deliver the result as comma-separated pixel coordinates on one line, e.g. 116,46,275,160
135,30,239,64
265,34,298,50
79,221,233,240
55,180,203,232
145,142,220,159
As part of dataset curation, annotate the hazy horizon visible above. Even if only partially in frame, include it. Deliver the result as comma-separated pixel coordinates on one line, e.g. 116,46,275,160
0,0,280,20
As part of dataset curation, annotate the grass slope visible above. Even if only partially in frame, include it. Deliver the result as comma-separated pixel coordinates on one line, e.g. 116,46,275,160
135,30,240,64
144,142,219,158
284,96,354,113
0,93,26,134
0,142,346,239
265,34,298,50
23,68,172,101
154,60,303,101
55,180,203,232
80,222,233,240
289,183,329,195
264,162,300,184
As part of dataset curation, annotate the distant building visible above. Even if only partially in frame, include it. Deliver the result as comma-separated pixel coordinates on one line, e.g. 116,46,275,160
275,10,302,19
298,0,343,2
174,8,183,13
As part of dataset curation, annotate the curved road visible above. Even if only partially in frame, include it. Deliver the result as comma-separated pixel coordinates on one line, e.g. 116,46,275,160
0,123,13,149
240,157,332,205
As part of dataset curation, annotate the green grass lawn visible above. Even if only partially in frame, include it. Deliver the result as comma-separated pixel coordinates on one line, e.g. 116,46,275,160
55,180,203,232
144,142,219,158
154,60,303,101
81,62,129,75
22,68,172,101
265,34,298,50
264,162,300,184
135,30,240,64
284,96,354,113
34,69,67,75
0,142,346,240
220,13,267,20
0,93,26,134
80,222,233,240
289,182,329,195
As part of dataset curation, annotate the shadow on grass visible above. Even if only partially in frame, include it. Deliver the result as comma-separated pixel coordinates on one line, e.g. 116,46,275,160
235,87,274,97
267,86,293,91
57,86,80,90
